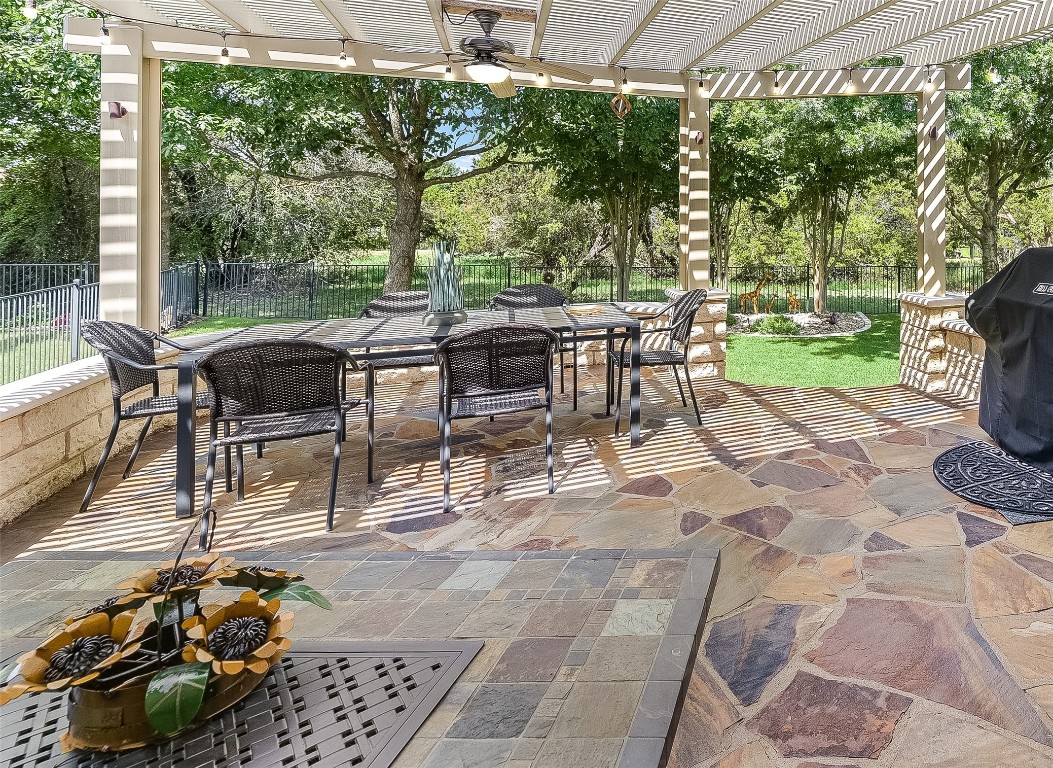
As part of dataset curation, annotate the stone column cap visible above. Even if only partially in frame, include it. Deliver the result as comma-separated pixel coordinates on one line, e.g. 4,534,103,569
899,292,967,308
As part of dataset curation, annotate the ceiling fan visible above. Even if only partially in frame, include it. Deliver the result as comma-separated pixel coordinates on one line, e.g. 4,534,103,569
392,8,593,98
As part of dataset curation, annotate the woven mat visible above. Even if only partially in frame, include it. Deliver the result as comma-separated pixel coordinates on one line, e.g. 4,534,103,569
933,442,1053,525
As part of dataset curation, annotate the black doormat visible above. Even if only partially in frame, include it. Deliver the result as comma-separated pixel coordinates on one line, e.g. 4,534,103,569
0,640,482,768
933,441,1053,525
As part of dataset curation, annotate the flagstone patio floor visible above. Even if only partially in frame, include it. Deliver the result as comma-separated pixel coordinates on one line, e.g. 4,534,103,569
2,369,1052,767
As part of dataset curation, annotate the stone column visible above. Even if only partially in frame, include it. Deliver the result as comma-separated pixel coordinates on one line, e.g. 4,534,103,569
99,25,162,330
679,83,711,290
899,292,965,393
916,68,948,296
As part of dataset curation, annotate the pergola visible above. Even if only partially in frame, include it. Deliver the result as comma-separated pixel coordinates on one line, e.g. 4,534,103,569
61,0,1053,330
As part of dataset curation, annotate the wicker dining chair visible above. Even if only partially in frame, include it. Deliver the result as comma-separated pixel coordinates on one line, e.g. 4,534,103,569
195,340,370,547
79,320,211,513
489,284,581,409
609,289,709,432
358,290,431,483
435,324,560,513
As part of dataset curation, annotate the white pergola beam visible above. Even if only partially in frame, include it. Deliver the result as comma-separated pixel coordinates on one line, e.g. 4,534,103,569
65,18,972,99
902,0,1053,66
308,0,366,42
745,0,900,71
819,0,1016,69
528,0,553,57
191,0,276,35
426,0,454,53
680,0,788,70
606,0,671,64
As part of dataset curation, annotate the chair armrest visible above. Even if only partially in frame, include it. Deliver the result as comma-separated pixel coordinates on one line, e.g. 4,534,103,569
154,333,193,351
103,349,178,372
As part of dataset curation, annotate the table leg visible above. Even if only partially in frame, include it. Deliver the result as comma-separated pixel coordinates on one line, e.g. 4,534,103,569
629,325,641,446
175,358,198,519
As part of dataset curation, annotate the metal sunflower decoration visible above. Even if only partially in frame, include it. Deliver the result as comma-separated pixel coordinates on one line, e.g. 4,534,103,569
0,541,330,752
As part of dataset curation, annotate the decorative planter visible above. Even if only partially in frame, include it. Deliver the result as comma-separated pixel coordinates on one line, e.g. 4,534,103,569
65,664,270,752
423,309,467,326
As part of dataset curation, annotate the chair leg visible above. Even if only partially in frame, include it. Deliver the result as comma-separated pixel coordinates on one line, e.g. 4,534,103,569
572,339,579,412
256,442,264,458
366,369,375,484
559,348,565,394
614,359,626,435
546,392,555,495
198,507,215,552
682,362,703,426
235,445,245,502
605,339,614,415
81,413,121,513
223,423,232,493
327,432,341,532
671,366,688,407
442,410,453,514
122,416,153,479
203,423,219,514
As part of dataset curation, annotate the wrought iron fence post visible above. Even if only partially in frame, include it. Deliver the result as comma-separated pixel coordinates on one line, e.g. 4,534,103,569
307,261,317,320
70,279,83,362
202,262,210,317
506,261,512,289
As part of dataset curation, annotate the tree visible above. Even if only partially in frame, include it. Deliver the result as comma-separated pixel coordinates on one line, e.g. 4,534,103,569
522,91,678,300
164,66,528,290
778,96,912,313
0,0,100,262
709,101,782,285
947,41,1053,279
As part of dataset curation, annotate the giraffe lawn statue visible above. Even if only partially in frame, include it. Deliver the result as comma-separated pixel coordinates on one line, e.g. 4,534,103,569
764,294,777,313
786,289,801,314
738,274,771,315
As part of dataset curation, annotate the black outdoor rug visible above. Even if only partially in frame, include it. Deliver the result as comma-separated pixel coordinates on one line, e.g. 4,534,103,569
933,441,1053,525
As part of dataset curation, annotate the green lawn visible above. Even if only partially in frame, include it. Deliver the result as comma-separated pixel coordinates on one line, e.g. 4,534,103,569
726,314,900,388
169,316,291,337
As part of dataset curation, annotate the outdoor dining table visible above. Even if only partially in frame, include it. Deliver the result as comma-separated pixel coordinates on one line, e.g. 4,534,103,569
173,304,643,519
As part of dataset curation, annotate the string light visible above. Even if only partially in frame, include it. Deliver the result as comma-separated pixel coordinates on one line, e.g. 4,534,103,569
99,17,110,44
219,33,230,65
772,71,781,95
621,67,632,93
21,0,38,20
337,39,349,67
924,65,935,92
844,68,856,93
536,60,549,86
444,55,453,80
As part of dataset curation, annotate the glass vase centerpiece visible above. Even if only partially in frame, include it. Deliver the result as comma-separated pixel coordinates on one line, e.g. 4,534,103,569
424,240,467,326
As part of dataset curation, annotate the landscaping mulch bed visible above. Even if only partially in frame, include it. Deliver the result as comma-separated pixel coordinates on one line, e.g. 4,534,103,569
730,311,871,337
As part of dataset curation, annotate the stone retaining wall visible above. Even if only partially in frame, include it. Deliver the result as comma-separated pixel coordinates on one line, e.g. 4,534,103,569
0,350,180,526
898,292,983,400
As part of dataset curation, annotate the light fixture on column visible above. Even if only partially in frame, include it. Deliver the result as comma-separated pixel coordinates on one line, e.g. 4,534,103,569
699,77,709,97
99,17,110,44
21,0,38,20
337,39,349,68
220,33,230,66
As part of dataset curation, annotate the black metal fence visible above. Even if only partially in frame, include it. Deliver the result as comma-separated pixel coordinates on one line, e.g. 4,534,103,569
0,263,100,296
724,262,986,315
0,264,198,385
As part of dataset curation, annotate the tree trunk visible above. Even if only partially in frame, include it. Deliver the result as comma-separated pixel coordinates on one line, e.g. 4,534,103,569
385,171,426,293
979,211,1000,281
813,259,829,315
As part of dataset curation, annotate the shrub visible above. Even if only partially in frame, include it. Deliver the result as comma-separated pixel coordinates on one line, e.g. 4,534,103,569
752,314,801,335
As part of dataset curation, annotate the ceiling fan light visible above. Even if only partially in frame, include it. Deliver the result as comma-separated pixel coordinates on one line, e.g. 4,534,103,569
465,60,510,84
444,64,453,80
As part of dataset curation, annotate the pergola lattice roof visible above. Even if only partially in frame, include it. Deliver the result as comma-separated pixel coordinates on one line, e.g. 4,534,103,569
75,0,1053,75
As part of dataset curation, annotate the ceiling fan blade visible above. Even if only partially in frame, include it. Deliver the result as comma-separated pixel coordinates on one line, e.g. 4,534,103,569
502,54,593,84
488,78,518,98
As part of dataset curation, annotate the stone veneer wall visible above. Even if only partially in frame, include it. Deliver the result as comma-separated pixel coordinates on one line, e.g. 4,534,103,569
899,292,983,400
0,294,729,526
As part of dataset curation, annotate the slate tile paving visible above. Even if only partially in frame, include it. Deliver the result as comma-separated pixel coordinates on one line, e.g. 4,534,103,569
3,374,1053,765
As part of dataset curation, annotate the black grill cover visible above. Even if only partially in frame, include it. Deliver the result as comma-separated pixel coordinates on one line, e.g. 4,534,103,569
966,247,1053,473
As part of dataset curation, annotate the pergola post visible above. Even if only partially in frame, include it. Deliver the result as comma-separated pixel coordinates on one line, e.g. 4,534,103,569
99,25,162,330
916,68,948,296
678,85,711,290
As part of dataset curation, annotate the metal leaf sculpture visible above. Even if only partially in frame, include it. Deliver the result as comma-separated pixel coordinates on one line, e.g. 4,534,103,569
427,241,465,314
